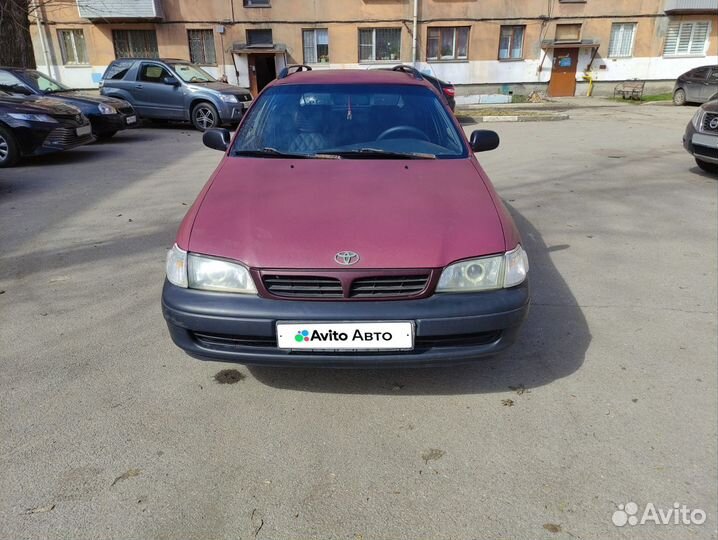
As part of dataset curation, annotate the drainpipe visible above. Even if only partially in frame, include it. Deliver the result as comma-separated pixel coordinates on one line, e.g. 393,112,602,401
411,0,418,65
32,0,51,72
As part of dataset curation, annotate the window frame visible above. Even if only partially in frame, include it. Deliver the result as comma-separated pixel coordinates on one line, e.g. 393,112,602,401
426,26,470,61
57,29,89,65
187,29,217,65
555,23,582,43
498,25,526,61
607,22,637,59
243,0,270,6
303,28,330,64
358,28,402,63
663,20,710,58
112,29,159,59
246,28,273,46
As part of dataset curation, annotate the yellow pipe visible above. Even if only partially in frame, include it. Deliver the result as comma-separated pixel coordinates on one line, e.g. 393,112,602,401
582,73,594,97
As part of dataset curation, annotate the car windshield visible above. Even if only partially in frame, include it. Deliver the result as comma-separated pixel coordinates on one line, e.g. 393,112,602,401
232,83,467,159
23,70,68,93
169,63,216,83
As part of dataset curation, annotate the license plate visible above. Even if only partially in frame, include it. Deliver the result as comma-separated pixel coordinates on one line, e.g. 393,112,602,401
76,124,91,136
277,321,414,351
693,133,718,148
126,115,137,125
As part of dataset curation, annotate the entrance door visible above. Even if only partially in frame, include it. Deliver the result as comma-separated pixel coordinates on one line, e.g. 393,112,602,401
248,54,277,96
547,48,578,97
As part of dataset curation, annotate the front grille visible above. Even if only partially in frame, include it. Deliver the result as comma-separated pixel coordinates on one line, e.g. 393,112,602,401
702,113,718,134
193,332,276,349
349,275,429,298
43,127,93,148
694,145,718,159
415,331,502,348
263,275,343,298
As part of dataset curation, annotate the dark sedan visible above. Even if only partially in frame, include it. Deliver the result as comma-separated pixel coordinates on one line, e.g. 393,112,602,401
0,90,94,167
683,98,718,174
673,65,718,106
0,67,138,139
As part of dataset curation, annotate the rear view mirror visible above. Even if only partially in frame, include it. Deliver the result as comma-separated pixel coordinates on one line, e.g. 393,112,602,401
203,128,231,151
163,76,180,86
469,130,500,153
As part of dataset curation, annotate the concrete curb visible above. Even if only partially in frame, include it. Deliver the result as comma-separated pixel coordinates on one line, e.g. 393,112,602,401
461,113,570,123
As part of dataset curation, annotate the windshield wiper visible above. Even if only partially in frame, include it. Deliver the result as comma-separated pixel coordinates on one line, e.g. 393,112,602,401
233,147,316,159
325,148,436,160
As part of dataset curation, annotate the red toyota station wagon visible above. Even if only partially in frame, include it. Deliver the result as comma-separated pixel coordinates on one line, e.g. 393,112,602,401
162,66,529,367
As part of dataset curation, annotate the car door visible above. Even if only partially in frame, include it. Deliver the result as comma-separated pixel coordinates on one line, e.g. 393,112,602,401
686,67,709,102
134,62,185,119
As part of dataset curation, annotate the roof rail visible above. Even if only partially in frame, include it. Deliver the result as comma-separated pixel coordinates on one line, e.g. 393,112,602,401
391,65,424,80
278,64,313,79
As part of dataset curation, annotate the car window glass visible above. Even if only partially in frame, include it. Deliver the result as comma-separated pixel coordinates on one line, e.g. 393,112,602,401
169,63,216,83
233,83,467,159
691,68,709,80
26,71,66,93
709,69,718,82
104,61,134,80
140,64,171,83
0,71,27,94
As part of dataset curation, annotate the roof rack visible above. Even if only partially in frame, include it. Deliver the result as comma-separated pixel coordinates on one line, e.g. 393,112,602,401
278,64,313,79
391,65,424,80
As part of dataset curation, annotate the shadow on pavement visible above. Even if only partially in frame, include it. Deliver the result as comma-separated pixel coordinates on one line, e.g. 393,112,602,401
248,205,591,395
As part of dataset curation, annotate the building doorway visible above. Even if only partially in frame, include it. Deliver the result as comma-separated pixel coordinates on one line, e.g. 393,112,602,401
249,54,276,96
547,48,578,97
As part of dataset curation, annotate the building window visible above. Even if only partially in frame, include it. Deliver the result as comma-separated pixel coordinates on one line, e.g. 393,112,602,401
112,30,159,59
555,23,582,42
188,29,216,65
359,28,401,62
303,29,329,64
57,29,88,65
498,25,525,60
427,27,469,61
608,23,636,58
663,21,709,57
243,0,270,6
246,29,273,46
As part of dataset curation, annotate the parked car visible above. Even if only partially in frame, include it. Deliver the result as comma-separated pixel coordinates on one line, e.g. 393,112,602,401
381,65,456,111
100,58,253,131
673,65,718,106
683,98,718,174
0,67,137,139
0,90,93,167
161,67,530,367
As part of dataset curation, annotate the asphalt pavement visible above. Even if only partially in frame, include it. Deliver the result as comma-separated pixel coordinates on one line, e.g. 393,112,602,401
0,105,716,540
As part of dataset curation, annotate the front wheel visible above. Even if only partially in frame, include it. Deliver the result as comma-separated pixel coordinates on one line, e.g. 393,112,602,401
695,158,718,174
191,102,219,131
673,88,687,106
0,126,19,168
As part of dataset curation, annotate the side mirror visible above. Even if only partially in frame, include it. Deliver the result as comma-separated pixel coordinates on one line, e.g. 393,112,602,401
11,84,33,96
203,128,231,151
163,76,180,86
469,130,500,153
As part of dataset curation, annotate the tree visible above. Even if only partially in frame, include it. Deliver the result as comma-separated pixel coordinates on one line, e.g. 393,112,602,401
0,0,37,68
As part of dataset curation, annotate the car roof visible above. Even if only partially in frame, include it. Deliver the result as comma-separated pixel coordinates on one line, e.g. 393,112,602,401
109,58,189,63
271,69,434,88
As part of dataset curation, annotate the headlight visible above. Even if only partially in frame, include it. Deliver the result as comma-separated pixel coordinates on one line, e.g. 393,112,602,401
692,109,704,130
436,244,529,292
165,244,257,294
98,103,117,115
8,113,57,123
166,244,188,288
188,253,256,294
220,94,238,103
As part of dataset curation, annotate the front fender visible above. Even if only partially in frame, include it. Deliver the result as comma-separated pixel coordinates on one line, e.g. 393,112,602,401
101,88,136,105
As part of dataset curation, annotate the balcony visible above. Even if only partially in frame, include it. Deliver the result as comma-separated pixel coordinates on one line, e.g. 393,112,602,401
664,0,717,13
77,0,163,20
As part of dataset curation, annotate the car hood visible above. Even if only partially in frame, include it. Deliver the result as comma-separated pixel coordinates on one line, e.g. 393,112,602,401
187,81,250,95
701,99,718,112
188,158,506,269
43,91,129,109
0,94,81,116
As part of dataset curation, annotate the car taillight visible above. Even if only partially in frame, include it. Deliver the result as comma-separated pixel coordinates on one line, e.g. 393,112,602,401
443,86,455,98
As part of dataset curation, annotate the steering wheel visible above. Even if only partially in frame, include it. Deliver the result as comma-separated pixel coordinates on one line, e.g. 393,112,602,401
377,125,430,141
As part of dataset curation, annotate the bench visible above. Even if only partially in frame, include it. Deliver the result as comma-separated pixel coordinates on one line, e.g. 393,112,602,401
614,80,645,100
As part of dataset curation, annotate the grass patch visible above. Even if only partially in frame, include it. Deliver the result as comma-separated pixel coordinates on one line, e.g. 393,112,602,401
608,92,673,104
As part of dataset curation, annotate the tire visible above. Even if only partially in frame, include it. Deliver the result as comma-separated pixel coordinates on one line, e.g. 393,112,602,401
695,158,718,174
0,126,19,168
191,102,219,131
673,88,687,106
96,130,118,140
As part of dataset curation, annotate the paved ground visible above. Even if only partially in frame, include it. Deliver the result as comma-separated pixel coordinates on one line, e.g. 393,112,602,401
1,105,716,540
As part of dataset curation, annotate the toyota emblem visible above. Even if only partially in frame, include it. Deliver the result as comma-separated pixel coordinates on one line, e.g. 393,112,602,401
334,251,360,266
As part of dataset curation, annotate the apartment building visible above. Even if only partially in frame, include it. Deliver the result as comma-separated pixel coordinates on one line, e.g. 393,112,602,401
30,0,717,98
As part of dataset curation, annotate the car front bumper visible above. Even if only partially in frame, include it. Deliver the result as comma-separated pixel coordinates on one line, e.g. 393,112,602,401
683,123,718,164
88,112,138,134
161,280,530,367
217,101,251,123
